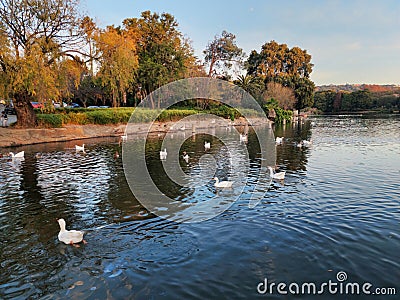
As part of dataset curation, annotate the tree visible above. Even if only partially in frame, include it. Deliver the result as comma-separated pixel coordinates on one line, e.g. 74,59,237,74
233,74,263,101
74,75,105,107
95,25,138,107
204,30,244,77
333,91,342,111
263,82,296,110
246,40,315,110
0,0,84,127
123,11,199,107
292,76,315,109
341,90,372,111
313,90,337,112
80,16,97,76
247,40,313,78
57,57,88,104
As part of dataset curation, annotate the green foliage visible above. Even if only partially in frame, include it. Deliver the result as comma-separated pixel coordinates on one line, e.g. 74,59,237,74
156,109,197,121
35,106,266,127
210,106,238,119
233,74,263,100
341,90,372,111
204,30,244,77
247,40,313,78
271,75,315,109
123,11,195,102
245,41,315,110
36,114,64,128
274,107,293,123
313,90,337,112
313,89,399,113
263,98,293,123
236,108,265,118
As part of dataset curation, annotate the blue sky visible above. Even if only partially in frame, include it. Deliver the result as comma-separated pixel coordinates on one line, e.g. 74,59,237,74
81,0,400,86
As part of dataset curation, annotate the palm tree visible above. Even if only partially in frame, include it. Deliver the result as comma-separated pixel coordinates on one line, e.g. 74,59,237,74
233,74,263,99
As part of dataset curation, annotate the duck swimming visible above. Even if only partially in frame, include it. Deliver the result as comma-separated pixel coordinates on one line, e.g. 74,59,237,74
57,218,86,246
213,177,233,188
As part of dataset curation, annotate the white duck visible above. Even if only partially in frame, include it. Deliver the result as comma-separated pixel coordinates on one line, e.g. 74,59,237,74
160,148,167,160
204,141,211,150
275,137,283,144
240,134,248,142
9,151,25,159
182,151,189,162
57,218,86,245
268,166,286,180
75,144,85,152
302,140,312,147
213,177,233,188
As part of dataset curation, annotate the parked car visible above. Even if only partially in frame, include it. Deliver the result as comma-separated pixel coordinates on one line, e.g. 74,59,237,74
2,99,16,114
4,106,16,115
68,103,81,108
54,101,67,108
31,102,44,109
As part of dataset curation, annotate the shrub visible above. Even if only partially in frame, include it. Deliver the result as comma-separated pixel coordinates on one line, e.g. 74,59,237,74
35,106,265,127
156,109,198,121
37,114,63,128
274,107,293,123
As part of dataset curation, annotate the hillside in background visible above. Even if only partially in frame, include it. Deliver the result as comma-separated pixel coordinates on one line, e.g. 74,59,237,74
316,84,400,92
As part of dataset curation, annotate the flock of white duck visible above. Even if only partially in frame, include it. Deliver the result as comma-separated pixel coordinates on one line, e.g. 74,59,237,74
4,143,87,162
156,132,312,191
3,131,312,247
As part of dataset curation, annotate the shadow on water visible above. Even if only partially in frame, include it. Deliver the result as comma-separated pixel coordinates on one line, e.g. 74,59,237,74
0,117,399,299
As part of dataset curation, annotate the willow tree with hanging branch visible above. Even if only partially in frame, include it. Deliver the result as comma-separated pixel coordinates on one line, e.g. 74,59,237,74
0,0,87,127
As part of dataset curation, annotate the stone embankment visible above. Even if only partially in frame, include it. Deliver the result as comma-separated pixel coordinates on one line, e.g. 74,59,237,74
0,117,271,148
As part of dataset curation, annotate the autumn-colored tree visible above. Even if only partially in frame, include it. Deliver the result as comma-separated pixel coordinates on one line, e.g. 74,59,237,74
123,11,201,107
80,16,98,76
272,75,315,109
247,40,313,78
57,57,88,104
263,82,296,110
247,41,315,109
95,26,138,107
0,0,85,127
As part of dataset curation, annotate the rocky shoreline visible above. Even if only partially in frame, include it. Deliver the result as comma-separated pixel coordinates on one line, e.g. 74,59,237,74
0,117,271,148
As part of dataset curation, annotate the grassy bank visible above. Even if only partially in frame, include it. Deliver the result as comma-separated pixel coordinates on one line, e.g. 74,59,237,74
36,106,265,128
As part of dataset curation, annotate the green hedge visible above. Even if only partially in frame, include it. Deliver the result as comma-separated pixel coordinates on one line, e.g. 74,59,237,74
37,114,64,128
36,106,264,128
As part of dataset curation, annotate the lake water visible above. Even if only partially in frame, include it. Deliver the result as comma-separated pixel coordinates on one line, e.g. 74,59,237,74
0,115,399,299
